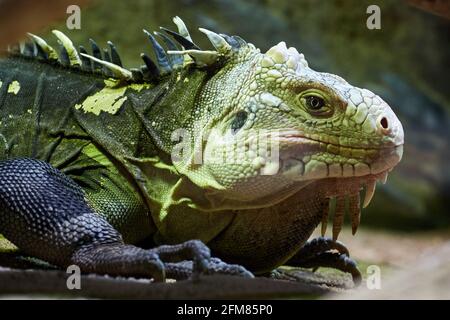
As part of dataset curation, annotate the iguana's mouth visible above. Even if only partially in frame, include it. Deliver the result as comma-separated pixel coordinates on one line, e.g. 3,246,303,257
268,130,404,240
269,131,403,177
273,130,403,154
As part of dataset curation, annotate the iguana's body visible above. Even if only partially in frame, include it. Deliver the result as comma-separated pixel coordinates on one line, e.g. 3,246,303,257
0,18,404,282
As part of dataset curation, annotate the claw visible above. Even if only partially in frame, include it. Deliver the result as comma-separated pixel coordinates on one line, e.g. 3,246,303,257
149,254,166,282
340,254,362,286
208,258,254,278
287,237,360,285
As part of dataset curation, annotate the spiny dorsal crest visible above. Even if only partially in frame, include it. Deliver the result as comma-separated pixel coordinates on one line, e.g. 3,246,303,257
8,16,250,83
263,41,308,72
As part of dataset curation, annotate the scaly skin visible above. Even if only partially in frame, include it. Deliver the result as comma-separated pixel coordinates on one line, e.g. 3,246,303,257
0,17,404,283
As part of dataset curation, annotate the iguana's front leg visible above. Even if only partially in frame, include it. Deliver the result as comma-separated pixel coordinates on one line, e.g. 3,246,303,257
0,158,251,281
286,237,362,285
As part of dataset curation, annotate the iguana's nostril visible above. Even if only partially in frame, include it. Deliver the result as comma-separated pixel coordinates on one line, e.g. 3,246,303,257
380,117,388,129
376,115,390,135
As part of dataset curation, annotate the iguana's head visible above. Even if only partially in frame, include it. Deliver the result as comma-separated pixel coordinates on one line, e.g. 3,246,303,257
168,22,403,235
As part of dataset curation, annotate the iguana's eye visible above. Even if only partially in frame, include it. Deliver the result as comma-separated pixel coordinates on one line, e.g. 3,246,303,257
305,95,325,110
298,91,332,116
231,111,248,134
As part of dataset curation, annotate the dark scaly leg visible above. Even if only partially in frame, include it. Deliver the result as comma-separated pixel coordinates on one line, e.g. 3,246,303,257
0,158,251,280
286,237,362,285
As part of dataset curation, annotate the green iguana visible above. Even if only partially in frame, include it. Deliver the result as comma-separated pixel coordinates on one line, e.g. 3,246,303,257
0,17,404,284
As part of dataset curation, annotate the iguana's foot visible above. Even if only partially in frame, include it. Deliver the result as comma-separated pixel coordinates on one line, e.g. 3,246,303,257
286,237,362,285
164,257,254,280
148,243,253,280
73,239,253,281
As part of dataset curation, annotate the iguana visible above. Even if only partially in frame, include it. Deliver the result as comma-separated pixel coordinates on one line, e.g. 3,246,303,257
0,17,404,285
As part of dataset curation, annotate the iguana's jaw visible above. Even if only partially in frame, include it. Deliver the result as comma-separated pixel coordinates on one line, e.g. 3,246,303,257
275,129,403,180
274,130,404,239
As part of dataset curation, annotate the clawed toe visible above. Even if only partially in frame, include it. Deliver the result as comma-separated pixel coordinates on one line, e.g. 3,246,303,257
207,257,254,278
286,237,362,286
149,239,211,277
149,240,253,281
